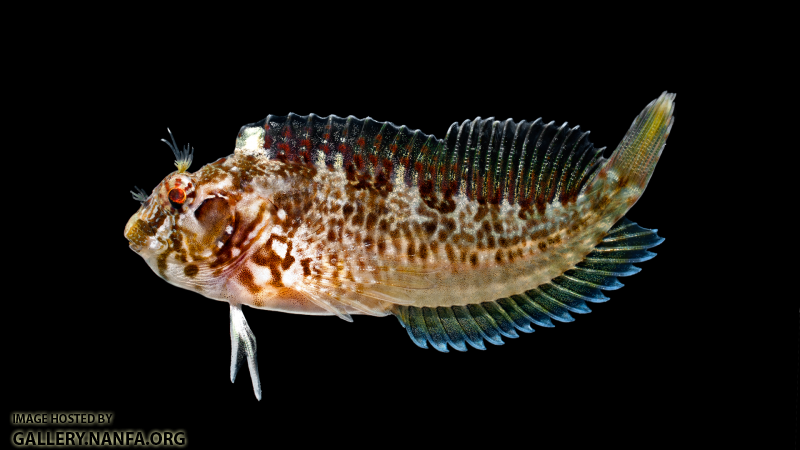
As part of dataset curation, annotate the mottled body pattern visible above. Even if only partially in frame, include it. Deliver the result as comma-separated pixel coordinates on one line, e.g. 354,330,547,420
126,93,676,399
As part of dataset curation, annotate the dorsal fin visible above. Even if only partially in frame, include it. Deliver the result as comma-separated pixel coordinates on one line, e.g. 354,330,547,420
236,113,605,207
391,217,663,352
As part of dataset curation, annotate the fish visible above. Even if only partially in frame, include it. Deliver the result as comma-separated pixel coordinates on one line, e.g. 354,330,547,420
124,92,675,400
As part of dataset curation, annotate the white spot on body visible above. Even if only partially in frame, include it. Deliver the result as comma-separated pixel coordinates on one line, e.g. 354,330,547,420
271,240,288,259
277,209,286,221
249,263,274,286
225,225,233,234
232,248,240,257
242,133,263,151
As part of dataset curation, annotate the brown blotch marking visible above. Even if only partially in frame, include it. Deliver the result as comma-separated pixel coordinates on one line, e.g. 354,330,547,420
351,205,364,227
422,220,438,237
407,241,416,259
420,179,457,214
429,240,438,255
364,236,374,248
442,217,456,231
493,221,504,234
419,243,428,260
482,220,493,234
495,250,503,263
460,232,475,244
281,241,295,270
474,205,489,222
413,222,423,236
498,237,508,247
156,249,172,279
184,264,199,278
469,253,478,266
538,242,547,251
342,203,355,219
507,250,515,262
237,267,262,294
445,244,456,262
530,228,548,240
327,228,337,242
365,212,378,230
251,234,294,288
300,258,312,277
377,240,387,254
487,235,496,249
379,219,389,233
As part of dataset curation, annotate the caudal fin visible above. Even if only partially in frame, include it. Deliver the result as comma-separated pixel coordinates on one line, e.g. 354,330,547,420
589,92,676,195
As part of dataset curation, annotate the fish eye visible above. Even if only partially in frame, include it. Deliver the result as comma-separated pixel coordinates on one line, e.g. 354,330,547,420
168,187,187,208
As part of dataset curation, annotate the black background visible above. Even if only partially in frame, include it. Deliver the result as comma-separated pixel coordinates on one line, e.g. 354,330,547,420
7,28,793,449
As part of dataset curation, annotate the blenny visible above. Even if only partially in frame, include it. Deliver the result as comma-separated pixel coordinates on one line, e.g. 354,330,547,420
125,93,675,400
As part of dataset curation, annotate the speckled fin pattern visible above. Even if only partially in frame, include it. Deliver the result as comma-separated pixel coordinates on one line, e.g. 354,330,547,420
241,113,606,207
392,218,663,352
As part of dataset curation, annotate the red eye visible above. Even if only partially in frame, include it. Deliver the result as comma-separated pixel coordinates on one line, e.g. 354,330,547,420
168,188,186,206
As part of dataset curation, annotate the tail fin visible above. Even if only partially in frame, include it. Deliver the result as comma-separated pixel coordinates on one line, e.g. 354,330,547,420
588,92,676,195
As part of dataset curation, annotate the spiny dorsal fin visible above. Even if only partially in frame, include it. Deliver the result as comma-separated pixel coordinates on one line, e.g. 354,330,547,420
236,113,605,207
391,217,663,352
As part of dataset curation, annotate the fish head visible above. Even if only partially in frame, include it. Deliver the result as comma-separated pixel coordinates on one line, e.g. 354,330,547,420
124,170,210,278
125,160,288,295
125,126,290,300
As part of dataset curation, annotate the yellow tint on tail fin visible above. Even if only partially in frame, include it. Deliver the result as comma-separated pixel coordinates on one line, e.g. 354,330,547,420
591,92,676,196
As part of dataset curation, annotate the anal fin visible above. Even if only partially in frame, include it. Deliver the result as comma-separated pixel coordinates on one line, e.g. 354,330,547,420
392,216,663,351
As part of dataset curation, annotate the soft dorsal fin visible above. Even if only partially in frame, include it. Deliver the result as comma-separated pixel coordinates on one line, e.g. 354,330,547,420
391,217,663,352
236,113,605,207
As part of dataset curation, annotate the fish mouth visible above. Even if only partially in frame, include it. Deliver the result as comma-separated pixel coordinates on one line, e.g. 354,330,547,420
125,211,144,253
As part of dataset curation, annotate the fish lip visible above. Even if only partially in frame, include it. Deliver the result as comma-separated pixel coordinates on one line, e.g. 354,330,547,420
124,211,145,252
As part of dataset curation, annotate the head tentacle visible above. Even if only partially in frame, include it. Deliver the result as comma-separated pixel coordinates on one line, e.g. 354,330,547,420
161,128,194,173
130,186,148,204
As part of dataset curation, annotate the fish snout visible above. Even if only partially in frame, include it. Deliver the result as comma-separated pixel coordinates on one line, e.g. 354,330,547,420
125,211,146,253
